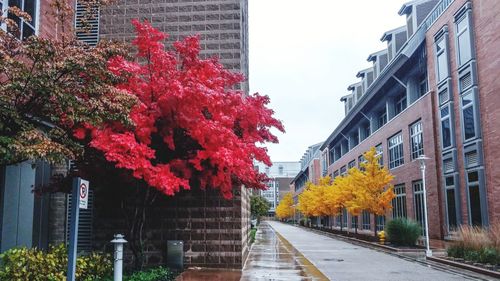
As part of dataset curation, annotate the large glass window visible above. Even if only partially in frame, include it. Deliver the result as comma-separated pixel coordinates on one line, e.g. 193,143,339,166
456,14,472,65
395,95,407,115
362,211,371,230
445,176,458,231
348,160,356,169
375,144,383,166
436,36,449,82
410,121,424,160
392,184,407,218
440,105,452,149
467,171,482,226
462,92,477,141
378,111,387,128
376,215,385,231
413,181,425,236
5,0,38,39
388,133,404,169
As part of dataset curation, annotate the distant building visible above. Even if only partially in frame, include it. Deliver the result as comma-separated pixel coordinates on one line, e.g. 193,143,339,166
255,162,300,215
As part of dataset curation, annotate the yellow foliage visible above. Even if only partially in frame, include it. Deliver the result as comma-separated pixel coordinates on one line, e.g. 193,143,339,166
276,192,295,219
297,147,395,220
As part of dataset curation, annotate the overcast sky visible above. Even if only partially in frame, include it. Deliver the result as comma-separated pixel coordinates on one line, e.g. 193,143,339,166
249,0,408,162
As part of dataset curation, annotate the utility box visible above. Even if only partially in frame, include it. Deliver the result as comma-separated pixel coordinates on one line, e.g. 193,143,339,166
166,240,184,269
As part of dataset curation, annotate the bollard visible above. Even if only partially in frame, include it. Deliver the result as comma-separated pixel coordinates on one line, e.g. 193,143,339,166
111,234,127,281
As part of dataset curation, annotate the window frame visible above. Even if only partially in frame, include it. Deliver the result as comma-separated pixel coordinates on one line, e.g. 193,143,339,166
388,132,404,169
439,103,455,150
460,89,480,143
412,180,425,236
444,174,460,232
2,0,40,39
434,27,450,83
454,6,474,66
409,120,424,160
392,184,407,219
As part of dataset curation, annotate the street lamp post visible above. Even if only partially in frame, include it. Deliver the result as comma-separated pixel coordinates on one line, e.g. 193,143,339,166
417,155,432,257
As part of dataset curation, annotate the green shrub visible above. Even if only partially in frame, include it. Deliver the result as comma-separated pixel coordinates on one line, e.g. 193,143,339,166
446,244,464,258
125,267,176,281
250,228,257,244
386,218,422,246
464,249,481,263
478,248,498,265
0,244,112,281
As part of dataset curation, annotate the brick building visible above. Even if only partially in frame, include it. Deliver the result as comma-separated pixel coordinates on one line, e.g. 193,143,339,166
291,0,499,239
90,0,251,269
1,0,253,270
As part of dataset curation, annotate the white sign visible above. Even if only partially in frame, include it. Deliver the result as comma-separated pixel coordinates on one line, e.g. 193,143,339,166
79,179,89,209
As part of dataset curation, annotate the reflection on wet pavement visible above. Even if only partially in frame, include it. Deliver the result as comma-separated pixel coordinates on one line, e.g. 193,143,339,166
241,221,329,281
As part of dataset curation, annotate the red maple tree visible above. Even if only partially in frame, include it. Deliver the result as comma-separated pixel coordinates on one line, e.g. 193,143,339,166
76,20,284,199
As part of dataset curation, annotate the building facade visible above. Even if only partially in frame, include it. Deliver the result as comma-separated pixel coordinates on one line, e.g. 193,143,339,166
292,0,499,239
255,161,300,215
1,0,253,270
93,0,251,269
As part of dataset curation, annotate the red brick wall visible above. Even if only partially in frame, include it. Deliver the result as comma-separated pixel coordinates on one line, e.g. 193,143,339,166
426,0,500,227
473,0,500,226
326,92,443,238
38,0,76,40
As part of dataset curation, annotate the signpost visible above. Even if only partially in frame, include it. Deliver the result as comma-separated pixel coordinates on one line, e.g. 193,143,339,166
67,177,89,281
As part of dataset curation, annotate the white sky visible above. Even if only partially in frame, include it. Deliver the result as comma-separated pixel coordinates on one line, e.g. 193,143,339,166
249,0,408,162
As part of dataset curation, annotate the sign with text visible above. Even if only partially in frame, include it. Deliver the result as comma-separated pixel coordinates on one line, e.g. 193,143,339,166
79,180,89,209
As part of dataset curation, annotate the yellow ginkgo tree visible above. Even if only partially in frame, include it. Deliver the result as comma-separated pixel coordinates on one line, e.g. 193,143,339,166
276,192,295,220
349,147,395,235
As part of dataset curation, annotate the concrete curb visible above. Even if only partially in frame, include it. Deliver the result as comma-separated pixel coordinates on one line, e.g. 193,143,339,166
427,256,500,279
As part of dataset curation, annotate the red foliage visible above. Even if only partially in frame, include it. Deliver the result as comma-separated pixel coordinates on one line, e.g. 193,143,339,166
76,20,283,199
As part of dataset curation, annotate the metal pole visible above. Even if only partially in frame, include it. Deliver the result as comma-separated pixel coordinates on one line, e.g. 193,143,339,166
111,234,128,281
421,161,432,257
67,178,81,281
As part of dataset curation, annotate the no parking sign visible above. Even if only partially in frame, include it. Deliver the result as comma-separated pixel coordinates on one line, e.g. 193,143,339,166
79,180,89,209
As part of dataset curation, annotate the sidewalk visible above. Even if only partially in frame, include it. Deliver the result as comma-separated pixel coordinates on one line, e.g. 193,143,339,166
268,221,481,281
241,221,329,280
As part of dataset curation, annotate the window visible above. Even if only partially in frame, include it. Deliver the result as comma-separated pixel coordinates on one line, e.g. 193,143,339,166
410,121,424,160
461,91,477,141
435,35,449,82
363,124,371,139
278,165,283,175
348,160,356,170
392,184,407,218
467,171,482,226
342,208,348,228
445,176,458,231
419,75,428,97
265,167,270,175
413,181,425,236
5,0,38,39
376,215,385,231
375,144,383,166
351,215,357,229
395,95,407,115
362,211,371,230
340,166,347,176
378,111,387,128
388,133,404,169
456,13,472,65
358,155,366,169
333,170,339,179
440,105,452,149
